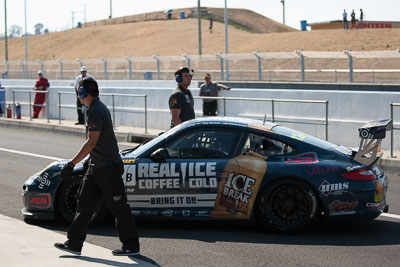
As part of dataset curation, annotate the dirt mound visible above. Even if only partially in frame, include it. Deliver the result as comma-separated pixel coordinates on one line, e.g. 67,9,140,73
0,9,399,61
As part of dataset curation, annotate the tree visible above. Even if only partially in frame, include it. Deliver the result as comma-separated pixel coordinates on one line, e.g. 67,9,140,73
34,23,44,35
9,25,22,38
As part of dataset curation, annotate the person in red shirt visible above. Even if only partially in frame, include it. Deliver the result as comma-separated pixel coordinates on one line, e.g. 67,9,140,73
33,70,50,118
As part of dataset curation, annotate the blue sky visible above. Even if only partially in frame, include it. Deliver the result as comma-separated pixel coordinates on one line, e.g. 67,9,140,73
1,0,399,34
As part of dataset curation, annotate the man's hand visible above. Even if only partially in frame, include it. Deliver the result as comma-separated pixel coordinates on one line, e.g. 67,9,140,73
60,162,75,181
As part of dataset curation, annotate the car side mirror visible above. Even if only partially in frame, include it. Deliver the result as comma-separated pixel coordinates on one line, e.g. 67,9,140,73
149,148,169,161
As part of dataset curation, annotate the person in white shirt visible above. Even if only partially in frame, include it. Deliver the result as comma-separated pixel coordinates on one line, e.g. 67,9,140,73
74,66,92,125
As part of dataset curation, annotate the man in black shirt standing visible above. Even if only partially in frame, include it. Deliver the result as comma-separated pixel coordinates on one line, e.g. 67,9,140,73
169,66,195,127
54,77,140,256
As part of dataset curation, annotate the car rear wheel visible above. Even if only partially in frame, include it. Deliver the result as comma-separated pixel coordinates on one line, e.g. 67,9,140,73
256,178,320,233
56,174,109,224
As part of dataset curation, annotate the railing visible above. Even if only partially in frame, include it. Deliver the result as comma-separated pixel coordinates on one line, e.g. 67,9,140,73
2,50,400,83
390,102,400,158
11,89,49,122
195,96,329,140
57,91,148,133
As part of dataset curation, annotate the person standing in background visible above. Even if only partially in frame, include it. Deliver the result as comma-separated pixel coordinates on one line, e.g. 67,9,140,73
33,71,50,118
199,73,230,116
360,9,364,29
74,66,92,125
351,10,356,29
342,10,349,29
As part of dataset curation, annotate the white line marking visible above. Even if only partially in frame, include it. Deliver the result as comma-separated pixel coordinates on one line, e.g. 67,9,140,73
381,213,400,220
0,147,63,161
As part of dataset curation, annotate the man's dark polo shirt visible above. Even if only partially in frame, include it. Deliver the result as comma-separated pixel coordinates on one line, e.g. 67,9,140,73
169,85,195,127
87,97,121,167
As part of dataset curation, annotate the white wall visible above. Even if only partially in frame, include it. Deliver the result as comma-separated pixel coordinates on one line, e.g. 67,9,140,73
2,79,400,150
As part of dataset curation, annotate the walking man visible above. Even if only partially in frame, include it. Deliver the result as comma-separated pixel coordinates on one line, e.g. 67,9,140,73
199,73,230,116
360,9,364,29
33,70,50,118
169,66,195,127
74,66,92,125
55,77,140,256
342,9,349,29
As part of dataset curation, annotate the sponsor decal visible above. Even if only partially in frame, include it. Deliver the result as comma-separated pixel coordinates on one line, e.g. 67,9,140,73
30,193,51,209
248,123,272,132
306,166,339,176
161,210,173,217
37,172,51,189
127,194,217,208
366,202,385,210
318,180,348,196
218,173,256,215
124,162,218,191
329,200,358,216
285,152,318,164
113,195,122,201
182,210,190,217
123,159,136,164
346,165,363,172
195,211,210,217
290,133,306,141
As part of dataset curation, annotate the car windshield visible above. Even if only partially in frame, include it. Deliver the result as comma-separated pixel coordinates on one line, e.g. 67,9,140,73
128,126,181,157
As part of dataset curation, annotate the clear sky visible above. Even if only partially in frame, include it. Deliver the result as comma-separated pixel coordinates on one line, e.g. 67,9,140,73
0,0,399,34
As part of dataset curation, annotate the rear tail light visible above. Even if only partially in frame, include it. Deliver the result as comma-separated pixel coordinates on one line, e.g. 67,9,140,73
339,168,376,181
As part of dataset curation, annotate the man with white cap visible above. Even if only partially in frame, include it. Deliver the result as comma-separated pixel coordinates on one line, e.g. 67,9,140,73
33,70,50,118
74,66,92,125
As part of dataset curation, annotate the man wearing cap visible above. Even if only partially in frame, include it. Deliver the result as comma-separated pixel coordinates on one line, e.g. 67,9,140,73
74,66,92,125
199,73,230,116
169,66,195,127
33,70,50,118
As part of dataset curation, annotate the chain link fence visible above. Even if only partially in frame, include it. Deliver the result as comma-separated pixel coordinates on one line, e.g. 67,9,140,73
1,50,400,83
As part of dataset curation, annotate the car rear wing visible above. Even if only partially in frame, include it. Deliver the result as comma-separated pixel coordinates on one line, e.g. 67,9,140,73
354,119,392,167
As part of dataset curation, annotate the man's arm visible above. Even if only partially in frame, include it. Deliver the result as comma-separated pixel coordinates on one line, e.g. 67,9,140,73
70,130,100,165
170,108,182,126
217,83,231,90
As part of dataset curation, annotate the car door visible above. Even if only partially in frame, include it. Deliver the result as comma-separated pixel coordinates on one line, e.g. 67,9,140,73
124,126,243,218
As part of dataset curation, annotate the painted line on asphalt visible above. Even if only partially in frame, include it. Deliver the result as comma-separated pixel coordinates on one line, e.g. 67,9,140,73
0,147,63,161
381,213,400,220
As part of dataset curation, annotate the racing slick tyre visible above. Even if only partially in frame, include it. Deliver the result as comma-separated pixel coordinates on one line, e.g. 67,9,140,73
56,174,110,225
256,178,320,234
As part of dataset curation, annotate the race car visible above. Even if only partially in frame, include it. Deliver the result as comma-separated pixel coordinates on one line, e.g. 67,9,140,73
21,117,392,233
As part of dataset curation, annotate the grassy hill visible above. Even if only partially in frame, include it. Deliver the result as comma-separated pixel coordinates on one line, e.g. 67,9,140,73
0,7,399,61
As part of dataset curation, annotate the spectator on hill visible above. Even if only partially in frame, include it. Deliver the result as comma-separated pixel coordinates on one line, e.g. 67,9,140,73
360,9,364,29
33,70,50,118
209,18,213,33
74,66,92,125
169,67,195,127
351,10,356,29
199,73,230,116
342,10,349,29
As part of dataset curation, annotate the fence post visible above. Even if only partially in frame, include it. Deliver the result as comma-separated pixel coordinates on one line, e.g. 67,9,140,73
344,50,353,83
37,60,43,74
253,51,262,80
46,91,49,123
76,58,83,68
183,54,191,70
12,90,15,119
58,59,63,80
216,53,224,81
144,95,148,134
58,91,61,124
112,94,115,129
152,55,160,80
20,61,25,79
101,57,108,79
391,102,394,158
325,101,329,141
296,50,305,82
223,97,226,116
271,99,275,122
125,57,132,80
372,70,375,83
29,91,32,120
4,60,9,79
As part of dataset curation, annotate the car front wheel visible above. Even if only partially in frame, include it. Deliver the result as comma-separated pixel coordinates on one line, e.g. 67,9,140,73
56,174,109,224
256,178,320,233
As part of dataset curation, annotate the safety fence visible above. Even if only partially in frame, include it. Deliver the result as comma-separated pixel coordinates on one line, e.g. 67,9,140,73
1,50,400,83
2,87,328,140
390,102,400,157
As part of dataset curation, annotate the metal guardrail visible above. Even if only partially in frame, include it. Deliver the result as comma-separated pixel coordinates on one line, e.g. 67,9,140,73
195,96,329,140
390,102,400,158
57,91,148,133
11,89,49,122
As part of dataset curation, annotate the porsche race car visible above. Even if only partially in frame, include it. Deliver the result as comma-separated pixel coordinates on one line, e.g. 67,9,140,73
21,117,392,233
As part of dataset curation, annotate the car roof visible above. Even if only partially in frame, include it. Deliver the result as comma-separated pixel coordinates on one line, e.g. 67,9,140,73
182,117,278,132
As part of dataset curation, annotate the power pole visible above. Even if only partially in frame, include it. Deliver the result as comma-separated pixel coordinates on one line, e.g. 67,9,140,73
109,0,112,18
24,0,28,78
224,0,229,80
197,0,202,55
71,11,75,28
280,0,286,25
4,0,8,61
